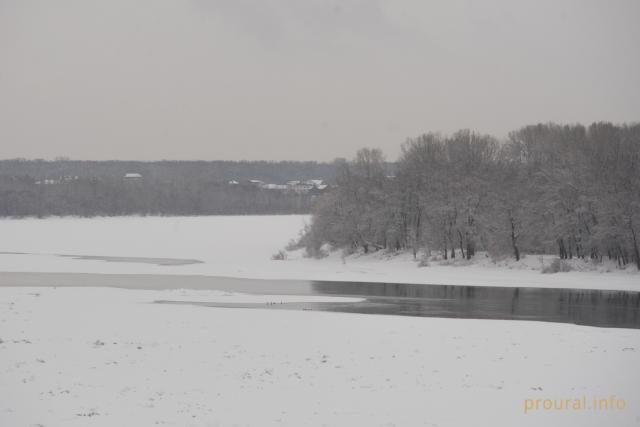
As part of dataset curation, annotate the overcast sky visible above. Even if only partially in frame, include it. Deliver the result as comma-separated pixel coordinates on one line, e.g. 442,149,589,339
1,0,639,161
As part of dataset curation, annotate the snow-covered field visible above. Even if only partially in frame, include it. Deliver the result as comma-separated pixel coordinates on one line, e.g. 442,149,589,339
2,286,639,427
0,215,637,291
1,215,639,426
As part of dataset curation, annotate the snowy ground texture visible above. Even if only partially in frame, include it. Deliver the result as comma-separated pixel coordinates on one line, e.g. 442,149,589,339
0,215,637,291
1,215,639,426
2,287,639,427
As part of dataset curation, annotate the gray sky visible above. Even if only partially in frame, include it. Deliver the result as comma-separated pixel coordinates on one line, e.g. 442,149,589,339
1,0,639,161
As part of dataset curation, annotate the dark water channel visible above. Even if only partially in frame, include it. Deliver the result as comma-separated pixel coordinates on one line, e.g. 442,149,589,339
1,272,638,329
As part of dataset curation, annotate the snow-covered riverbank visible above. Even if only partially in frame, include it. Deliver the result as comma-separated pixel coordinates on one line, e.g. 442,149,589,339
1,216,639,426
1,286,639,427
0,215,637,291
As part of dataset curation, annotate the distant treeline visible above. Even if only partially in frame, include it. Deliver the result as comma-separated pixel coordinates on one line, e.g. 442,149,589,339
0,159,339,183
0,160,344,216
302,122,640,269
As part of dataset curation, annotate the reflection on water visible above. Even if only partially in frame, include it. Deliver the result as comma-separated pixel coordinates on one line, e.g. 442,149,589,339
307,281,640,329
154,279,640,329
0,272,638,329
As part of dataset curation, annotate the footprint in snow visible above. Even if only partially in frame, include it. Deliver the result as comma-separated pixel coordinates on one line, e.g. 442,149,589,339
76,411,99,417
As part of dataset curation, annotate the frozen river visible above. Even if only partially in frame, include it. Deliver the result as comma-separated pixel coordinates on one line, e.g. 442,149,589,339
2,271,639,329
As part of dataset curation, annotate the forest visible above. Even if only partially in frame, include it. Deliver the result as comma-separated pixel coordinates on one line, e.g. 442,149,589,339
302,122,640,270
0,159,339,184
0,160,339,216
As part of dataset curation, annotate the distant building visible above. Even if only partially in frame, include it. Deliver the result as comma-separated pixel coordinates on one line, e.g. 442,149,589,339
285,179,326,194
290,182,313,194
232,178,329,194
35,179,59,185
35,176,79,185
262,184,288,190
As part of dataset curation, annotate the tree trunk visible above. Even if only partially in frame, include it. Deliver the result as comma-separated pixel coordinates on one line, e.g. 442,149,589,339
558,239,566,259
413,209,421,260
466,236,475,260
443,235,448,260
632,223,640,270
510,219,520,261
458,230,465,259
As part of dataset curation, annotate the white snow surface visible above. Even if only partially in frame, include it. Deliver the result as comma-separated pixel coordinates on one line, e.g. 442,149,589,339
0,215,637,291
1,286,639,427
0,216,639,426
152,289,363,304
